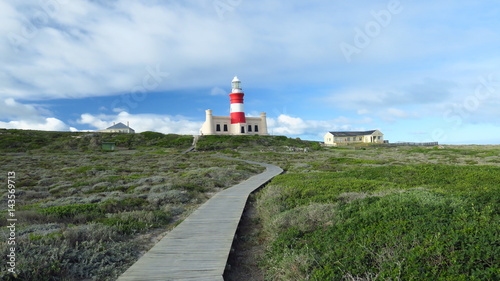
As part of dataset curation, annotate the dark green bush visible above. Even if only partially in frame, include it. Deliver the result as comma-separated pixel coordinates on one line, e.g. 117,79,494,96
0,129,71,152
278,190,498,280
196,135,321,151
140,131,164,140
39,203,102,221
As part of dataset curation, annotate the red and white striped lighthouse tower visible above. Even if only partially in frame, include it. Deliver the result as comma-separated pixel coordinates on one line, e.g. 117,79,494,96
229,76,247,133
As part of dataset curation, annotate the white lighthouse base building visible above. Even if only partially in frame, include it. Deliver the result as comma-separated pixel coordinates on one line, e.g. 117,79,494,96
200,110,268,135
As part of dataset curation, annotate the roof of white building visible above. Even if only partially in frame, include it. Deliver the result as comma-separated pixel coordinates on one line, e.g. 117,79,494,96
106,122,133,130
327,130,380,137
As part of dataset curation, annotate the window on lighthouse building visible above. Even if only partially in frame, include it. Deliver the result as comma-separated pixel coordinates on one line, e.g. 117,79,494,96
223,124,228,132
255,125,259,132
248,125,252,132
216,124,221,132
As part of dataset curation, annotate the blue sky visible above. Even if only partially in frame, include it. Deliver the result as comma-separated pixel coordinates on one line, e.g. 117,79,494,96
1,0,499,144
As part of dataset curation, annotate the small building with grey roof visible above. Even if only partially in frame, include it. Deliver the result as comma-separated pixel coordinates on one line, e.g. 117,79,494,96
99,122,135,134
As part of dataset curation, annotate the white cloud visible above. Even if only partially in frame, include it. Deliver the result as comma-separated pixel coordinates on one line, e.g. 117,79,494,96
357,109,370,115
1,0,261,100
267,114,373,139
112,107,127,113
210,87,227,96
8,0,493,101
78,113,109,131
0,98,71,131
386,108,409,118
328,78,456,109
0,98,54,119
77,111,203,135
379,107,420,122
0,117,69,131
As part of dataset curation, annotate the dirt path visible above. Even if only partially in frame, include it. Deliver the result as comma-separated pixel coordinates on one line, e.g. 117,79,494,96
224,194,265,281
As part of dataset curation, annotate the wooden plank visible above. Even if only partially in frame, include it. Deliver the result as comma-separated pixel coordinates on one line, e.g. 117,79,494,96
117,157,282,281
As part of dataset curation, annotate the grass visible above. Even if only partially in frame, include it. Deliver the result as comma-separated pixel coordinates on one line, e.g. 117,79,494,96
253,147,500,280
196,135,322,151
0,129,194,153
0,131,267,280
265,189,497,280
1,131,499,280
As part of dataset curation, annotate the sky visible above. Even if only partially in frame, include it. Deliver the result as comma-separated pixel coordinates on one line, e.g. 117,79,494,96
1,0,499,144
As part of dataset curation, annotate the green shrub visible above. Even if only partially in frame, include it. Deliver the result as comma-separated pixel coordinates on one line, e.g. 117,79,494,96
310,157,385,171
140,131,164,140
98,210,171,235
138,132,193,148
99,197,149,213
39,203,102,221
157,134,193,148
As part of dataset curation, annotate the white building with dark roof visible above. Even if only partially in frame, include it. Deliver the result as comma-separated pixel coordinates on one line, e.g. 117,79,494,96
99,122,135,134
324,130,383,146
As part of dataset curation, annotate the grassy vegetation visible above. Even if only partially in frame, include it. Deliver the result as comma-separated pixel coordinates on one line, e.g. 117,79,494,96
1,130,499,280
0,129,193,152
252,146,500,280
0,131,267,280
196,135,321,151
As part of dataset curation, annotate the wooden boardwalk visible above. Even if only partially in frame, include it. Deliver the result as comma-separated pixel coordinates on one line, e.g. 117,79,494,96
117,157,282,281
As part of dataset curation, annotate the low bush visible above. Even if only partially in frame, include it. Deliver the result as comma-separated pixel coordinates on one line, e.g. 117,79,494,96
0,224,140,281
98,210,171,235
147,190,192,206
99,197,149,213
39,203,102,223
139,132,193,148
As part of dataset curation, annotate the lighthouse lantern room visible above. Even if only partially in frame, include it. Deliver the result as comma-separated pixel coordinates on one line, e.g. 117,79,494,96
200,76,268,136
231,76,241,91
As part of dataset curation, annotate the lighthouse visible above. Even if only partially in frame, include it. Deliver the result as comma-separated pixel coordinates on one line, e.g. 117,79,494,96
200,76,268,136
229,76,247,134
